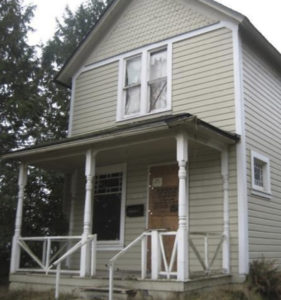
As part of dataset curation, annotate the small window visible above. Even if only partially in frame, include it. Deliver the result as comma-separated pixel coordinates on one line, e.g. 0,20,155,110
251,151,271,198
92,165,126,248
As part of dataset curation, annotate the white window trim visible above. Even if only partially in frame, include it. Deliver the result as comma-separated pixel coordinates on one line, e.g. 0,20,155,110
251,151,271,199
117,43,172,122
93,163,127,250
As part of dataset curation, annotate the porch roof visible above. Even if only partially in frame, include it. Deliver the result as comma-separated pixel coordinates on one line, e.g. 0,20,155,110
0,113,239,164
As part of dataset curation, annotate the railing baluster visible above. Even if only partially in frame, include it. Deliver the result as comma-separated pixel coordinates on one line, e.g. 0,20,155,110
109,262,114,300
91,235,96,277
42,240,47,266
169,233,178,274
204,234,209,273
159,233,169,278
151,230,160,280
141,234,147,279
55,263,61,300
46,238,51,274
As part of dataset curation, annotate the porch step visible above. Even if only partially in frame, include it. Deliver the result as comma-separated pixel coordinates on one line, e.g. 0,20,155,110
80,287,138,300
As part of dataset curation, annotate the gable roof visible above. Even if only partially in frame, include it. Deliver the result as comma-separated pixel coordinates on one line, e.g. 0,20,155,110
55,0,281,87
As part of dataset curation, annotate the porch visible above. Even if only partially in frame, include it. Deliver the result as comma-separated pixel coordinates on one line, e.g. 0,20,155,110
5,114,239,298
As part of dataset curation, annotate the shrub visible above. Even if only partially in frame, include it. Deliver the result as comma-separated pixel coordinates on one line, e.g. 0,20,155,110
247,258,281,300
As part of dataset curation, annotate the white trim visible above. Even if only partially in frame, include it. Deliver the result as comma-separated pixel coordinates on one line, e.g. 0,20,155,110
232,26,249,274
93,163,127,249
251,150,271,197
68,73,79,137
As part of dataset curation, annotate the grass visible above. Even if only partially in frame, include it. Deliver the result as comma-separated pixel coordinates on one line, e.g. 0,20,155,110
0,277,76,300
0,288,77,300
187,285,263,300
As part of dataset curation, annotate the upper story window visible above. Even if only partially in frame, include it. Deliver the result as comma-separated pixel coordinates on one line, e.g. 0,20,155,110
117,45,171,121
251,150,271,198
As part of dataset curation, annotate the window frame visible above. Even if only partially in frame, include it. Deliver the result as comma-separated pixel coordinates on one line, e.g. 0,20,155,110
251,150,271,199
93,164,127,250
117,44,172,121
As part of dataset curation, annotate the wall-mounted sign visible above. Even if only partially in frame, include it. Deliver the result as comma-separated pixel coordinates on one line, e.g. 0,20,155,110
152,177,163,188
126,204,145,217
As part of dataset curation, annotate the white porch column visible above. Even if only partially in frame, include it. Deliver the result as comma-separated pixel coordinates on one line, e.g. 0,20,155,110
80,150,96,277
176,132,189,281
10,163,28,273
221,149,230,273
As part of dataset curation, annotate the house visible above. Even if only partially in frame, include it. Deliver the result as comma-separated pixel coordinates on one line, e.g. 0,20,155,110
2,0,281,299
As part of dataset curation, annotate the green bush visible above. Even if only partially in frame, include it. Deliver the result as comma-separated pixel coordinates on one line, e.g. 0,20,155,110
247,258,281,300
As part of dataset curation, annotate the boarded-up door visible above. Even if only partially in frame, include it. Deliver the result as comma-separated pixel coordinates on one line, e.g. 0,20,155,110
148,164,178,270
148,164,178,230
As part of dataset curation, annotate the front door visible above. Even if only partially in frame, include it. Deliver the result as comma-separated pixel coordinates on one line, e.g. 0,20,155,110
148,164,178,270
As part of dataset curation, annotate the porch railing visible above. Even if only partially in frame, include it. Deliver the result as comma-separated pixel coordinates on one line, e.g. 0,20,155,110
47,234,97,299
109,230,225,300
16,235,97,275
189,232,225,274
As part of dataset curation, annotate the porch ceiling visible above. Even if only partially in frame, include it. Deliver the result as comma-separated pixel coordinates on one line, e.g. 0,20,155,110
0,114,239,172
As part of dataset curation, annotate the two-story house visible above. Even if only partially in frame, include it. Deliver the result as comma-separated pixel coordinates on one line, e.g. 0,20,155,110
3,0,281,299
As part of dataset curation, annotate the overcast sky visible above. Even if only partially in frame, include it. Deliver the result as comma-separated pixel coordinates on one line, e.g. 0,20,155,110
24,0,281,53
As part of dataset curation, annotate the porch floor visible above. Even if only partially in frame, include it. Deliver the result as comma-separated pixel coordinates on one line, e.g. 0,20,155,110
10,271,232,299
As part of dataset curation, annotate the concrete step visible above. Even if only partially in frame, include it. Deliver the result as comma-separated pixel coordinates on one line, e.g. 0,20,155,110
80,287,138,300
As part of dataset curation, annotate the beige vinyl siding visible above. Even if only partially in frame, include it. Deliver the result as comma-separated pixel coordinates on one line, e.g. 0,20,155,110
71,62,118,136
85,0,217,66
69,142,238,273
173,28,236,132
71,27,236,137
242,41,281,262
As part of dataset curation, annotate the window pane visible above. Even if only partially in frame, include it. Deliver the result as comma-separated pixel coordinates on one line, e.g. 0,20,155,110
125,86,140,115
93,193,121,241
150,49,167,80
149,79,167,112
254,158,264,187
126,56,141,86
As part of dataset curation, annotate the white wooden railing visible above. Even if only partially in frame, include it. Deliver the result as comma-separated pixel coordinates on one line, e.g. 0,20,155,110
109,230,178,300
47,234,97,299
16,235,97,276
109,230,225,300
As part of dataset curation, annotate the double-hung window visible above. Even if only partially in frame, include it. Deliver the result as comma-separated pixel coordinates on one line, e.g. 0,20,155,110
118,45,171,120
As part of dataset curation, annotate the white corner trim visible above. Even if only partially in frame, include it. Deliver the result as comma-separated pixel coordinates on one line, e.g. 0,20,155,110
232,26,249,274
67,72,80,137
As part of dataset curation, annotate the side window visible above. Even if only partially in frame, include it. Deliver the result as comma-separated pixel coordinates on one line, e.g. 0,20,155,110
251,151,271,198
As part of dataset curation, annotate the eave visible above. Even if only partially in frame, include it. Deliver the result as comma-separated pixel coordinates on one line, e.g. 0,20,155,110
0,114,239,164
